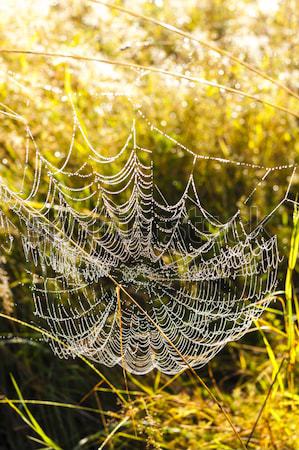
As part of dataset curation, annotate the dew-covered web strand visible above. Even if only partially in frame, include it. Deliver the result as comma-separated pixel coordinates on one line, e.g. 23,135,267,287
0,96,294,376
0,16,297,446
0,88,296,450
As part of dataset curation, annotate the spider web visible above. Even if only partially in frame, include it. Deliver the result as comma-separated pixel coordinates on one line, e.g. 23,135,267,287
0,90,297,374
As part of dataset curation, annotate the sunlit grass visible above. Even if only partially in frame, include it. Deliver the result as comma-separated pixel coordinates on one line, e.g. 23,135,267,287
0,1,298,449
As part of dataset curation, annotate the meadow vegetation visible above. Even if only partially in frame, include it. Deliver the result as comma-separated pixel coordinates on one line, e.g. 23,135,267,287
0,1,298,449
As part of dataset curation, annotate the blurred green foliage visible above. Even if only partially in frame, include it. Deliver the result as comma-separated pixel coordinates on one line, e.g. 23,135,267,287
0,0,298,449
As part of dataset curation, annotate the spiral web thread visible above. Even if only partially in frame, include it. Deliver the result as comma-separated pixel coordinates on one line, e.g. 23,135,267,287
0,96,297,374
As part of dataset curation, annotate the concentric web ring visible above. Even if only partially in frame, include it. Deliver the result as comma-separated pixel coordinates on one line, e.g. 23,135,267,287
0,86,296,374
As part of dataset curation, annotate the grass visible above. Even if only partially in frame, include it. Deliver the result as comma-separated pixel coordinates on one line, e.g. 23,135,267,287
0,1,298,449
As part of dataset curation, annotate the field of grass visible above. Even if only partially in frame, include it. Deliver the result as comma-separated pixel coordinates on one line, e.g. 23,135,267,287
0,1,298,449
